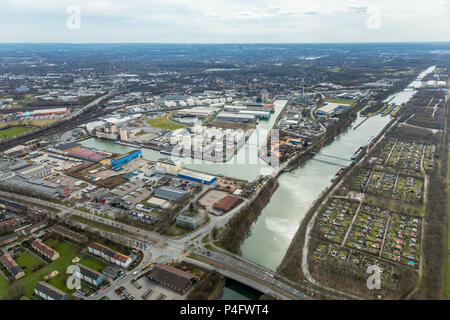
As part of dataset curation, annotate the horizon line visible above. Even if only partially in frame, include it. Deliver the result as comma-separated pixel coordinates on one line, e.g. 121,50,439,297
1,41,450,45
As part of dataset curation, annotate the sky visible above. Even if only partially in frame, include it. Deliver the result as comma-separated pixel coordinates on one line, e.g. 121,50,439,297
0,0,449,43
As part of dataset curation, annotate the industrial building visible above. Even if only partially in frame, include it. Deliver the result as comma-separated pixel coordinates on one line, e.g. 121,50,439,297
118,187,152,208
111,180,145,197
68,147,110,162
177,169,216,184
224,105,248,112
316,102,351,116
146,196,170,209
175,211,205,229
156,158,182,175
0,174,70,198
34,281,69,300
110,149,142,168
153,186,189,201
147,264,199,294
216,111,255,123
213,195,241,212
177,107,220,118
238,110,270,119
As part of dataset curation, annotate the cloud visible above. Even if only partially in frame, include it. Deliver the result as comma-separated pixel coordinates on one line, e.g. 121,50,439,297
0,0,449,42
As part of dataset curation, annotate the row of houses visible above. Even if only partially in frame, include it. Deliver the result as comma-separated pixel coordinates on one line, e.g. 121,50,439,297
87,242,132,268
49,224,88,244
0,217,18,230
0,249,24,280
30,238,60,261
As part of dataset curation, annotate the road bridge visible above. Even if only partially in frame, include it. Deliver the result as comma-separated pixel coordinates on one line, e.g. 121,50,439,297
309,147,355,163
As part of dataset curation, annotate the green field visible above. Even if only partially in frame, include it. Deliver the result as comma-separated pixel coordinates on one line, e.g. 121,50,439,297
15,251,45,273
147,117,187,130
0,239,106,299
0,276,9,299
328,66,341,73
324,98,356,106
0,126,32,139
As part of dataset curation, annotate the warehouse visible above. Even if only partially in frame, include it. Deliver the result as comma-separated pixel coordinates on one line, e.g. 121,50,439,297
176,212,205,229
238,110,270,119
316,102,351,116
177,169,216,184
110,149,142,168
119,187,152,207
30,108,68,116
177,107,220,118
213,195,241,212
0,175,70,198
216,112,255,123
146,196,170,209
34,281,69,300
111,180,145,197
147,264,199,294
156,158,182,175
154,186,189,201
224,105,248,112
68,147,110,162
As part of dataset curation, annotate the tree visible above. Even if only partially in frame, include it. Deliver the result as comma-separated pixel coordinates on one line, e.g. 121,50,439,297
5,281,26,300
211,226,218,239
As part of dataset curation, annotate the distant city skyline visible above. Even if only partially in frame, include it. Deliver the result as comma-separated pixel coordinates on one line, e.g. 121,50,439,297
1,0,450,43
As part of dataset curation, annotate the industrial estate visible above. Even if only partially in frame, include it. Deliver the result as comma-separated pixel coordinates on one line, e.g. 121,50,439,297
0,41,449,304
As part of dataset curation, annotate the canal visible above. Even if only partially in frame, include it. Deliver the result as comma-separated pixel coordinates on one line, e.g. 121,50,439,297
81,65,435,271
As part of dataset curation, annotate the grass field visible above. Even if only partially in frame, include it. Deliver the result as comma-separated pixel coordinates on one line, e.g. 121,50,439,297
15,251,45,273
328,66,341,73
324,98,356,106
0,126,32,139
4,239,106,299
0,275,9,299
147,117,187,130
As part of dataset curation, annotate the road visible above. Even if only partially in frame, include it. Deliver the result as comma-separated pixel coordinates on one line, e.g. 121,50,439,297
0,190,323,300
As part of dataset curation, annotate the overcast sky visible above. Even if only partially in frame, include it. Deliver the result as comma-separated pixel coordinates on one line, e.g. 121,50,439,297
1,0,449,43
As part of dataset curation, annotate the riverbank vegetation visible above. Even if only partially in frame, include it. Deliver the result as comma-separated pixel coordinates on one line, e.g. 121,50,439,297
187,270,225,300
220,177,279,255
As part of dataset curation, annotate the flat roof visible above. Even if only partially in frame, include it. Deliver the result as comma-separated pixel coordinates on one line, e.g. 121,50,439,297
217,112,255,119
178,169,216,181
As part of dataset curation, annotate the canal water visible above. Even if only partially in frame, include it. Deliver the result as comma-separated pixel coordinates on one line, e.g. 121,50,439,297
219,279,262,300
81,66,436,271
